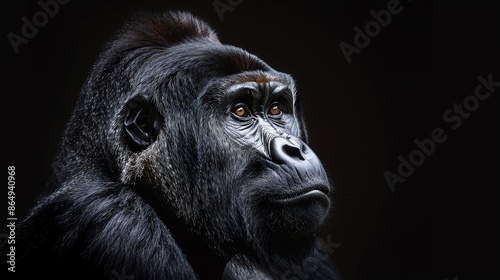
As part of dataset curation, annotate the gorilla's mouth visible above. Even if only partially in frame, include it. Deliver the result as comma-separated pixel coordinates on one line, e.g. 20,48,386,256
272,185,330,205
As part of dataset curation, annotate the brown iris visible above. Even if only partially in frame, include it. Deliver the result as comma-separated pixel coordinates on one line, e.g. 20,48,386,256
269,104,282,116
233,105,247,117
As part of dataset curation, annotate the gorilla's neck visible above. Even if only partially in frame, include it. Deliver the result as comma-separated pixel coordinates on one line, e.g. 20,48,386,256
222,254,273,279
129,181,230,279
222,242,316,280
165,215,229,279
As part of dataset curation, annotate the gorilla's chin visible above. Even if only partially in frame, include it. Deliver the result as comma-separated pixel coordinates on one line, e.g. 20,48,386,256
277,203,329,234
249,197,330,243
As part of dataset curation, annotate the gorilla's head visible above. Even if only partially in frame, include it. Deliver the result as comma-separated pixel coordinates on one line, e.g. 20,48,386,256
55,11,333,266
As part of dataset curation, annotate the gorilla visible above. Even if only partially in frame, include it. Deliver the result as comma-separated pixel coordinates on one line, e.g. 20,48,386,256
1,11,340,280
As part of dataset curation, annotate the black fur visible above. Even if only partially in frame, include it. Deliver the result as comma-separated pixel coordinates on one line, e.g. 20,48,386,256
1,11,340,279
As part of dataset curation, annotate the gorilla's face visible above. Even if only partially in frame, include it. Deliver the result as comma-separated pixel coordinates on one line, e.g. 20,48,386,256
198,72,331,241
120,36,331,258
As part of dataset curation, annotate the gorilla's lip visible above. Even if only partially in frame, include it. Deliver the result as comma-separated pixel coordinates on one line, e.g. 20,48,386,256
271,185,330,205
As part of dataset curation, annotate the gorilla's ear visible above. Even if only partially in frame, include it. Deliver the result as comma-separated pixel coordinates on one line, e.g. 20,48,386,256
124,96,163,150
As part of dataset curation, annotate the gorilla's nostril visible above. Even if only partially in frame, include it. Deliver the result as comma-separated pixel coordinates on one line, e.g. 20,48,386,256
270,136,308,164
283,144,305,161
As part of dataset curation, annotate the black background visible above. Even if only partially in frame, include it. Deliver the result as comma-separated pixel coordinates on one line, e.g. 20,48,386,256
1,0,499,279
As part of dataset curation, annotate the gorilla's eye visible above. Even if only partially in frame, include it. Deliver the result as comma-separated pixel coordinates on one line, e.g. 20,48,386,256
268,103,282,116
232,104,249,118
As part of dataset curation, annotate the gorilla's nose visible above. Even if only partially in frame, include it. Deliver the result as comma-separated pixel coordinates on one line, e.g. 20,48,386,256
269,136,322,169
